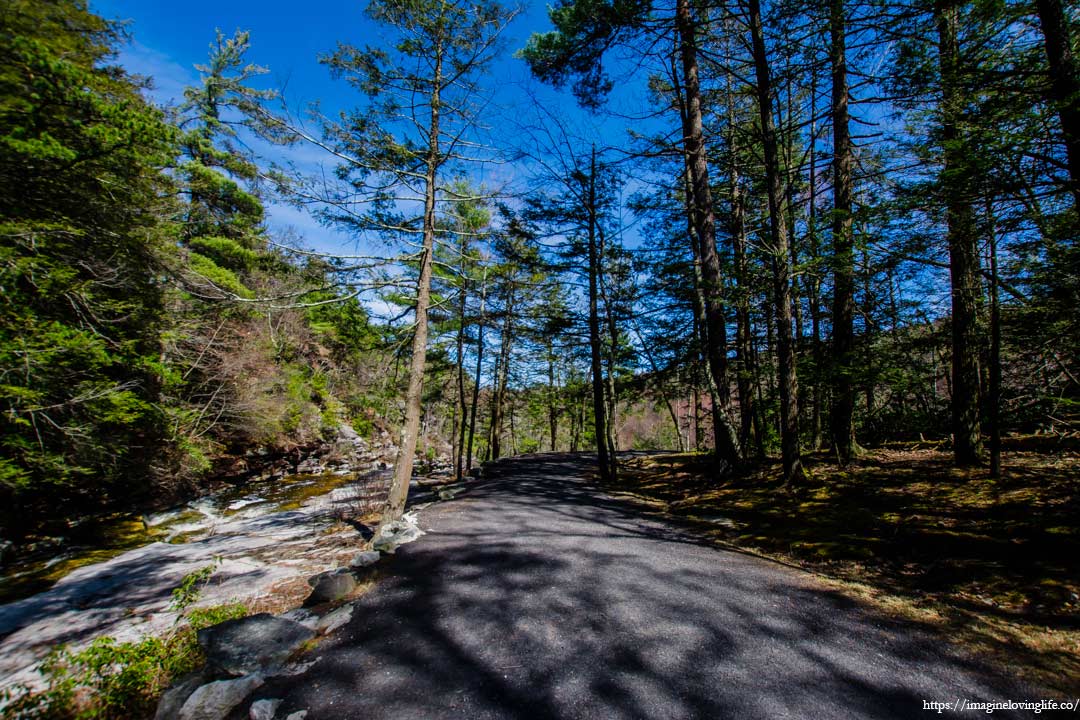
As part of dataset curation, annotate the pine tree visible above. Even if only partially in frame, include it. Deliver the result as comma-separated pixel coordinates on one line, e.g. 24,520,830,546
0,0,176,529
318,0,518,521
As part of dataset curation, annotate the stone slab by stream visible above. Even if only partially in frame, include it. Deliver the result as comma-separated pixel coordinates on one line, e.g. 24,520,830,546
0,468,389,692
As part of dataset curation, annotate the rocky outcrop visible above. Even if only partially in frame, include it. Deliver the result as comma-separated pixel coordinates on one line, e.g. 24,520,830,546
197,614,315,677
348,550,381,568
154,670,208,720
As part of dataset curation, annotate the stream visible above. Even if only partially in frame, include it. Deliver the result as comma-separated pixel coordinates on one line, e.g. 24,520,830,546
0,467,385,691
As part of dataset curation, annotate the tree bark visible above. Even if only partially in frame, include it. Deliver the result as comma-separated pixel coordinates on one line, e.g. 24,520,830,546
807,83,824,452
829,0,857,465
383,52,442,521
599,228,620,478
547,349,559,451
748,0,804,484
674,0,742,469
587,148,614,482
987,197,1002,477
466,269,486,471
1034,0,1080,207
937,0,983,466
454,267,468,480
728,123,757,459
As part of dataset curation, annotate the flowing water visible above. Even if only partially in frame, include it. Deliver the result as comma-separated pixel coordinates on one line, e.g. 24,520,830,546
0,471,359,605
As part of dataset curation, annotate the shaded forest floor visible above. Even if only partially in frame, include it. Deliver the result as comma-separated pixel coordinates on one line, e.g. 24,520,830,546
607,445,1079,695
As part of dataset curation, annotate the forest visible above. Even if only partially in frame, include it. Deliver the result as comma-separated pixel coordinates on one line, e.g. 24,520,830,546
0,0,1077,715
2,0,1076,531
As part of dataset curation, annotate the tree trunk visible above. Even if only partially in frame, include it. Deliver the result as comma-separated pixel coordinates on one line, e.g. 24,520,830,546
748,0,804,485
674,0,741,469
729,124,757,459
383,53,442,522
466,269,487,471
548,350,559,451
987,197,1002,477
829,0,857,465
937,0,983,466
598,227,620,479
1035,0,1080,207
454,270,468,480
808,102,824,453
489,292,514,461
587,148,614,482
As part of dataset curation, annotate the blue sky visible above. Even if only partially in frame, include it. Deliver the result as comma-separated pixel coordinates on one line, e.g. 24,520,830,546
90,0,648,258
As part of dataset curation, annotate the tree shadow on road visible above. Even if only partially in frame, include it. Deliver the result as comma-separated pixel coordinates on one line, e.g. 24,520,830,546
246,453,1044,720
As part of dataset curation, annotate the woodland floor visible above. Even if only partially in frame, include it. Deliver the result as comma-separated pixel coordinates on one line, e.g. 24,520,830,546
609,444,1080,696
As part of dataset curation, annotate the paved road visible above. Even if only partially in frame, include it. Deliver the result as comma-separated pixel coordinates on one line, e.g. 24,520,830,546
247,453,1041,719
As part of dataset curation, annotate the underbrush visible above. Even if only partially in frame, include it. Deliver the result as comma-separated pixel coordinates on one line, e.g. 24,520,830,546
0,565,247,720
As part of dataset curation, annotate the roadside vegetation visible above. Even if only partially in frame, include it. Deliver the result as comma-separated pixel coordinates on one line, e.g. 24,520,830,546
611,446,1080,694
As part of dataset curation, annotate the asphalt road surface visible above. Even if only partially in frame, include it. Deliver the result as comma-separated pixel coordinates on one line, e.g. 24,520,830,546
246,453,1044,719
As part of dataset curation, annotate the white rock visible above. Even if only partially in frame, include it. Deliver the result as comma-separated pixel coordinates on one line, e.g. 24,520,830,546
286,712,309,720
316,603,354,634
249,697,282,720
278,608,319,630
179,674,264,720
371,513,425,554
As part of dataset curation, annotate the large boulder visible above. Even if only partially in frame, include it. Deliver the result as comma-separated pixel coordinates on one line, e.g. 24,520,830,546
178,674,264,720
197,614,315,677
304,568,356,606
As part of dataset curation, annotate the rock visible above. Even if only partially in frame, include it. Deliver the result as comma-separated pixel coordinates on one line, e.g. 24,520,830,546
371,512,424,554
348,550,380,569
178,674,264,720
468,467,483,478
278,608,319,631
304,568,356,605
438,485,462,501
296,458,324,475
0,540,14,566
249,697,283,720
155,670,208,720
336,422,361,442
274,658,319,676
316,603,354,635
197,614,315,677
286,712,308,720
